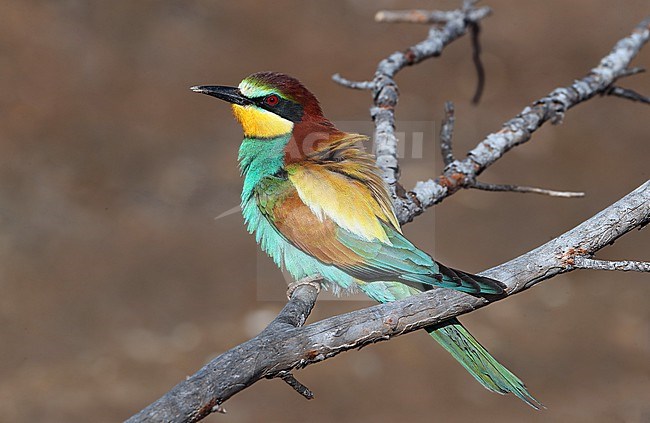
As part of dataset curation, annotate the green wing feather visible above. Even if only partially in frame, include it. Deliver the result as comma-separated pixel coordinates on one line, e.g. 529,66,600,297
336,221,504,295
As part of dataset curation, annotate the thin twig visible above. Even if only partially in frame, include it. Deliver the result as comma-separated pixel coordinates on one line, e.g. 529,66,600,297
605,86,650,104
470,181,585,198
375,6,490,25
375,10,462,24
571,257,650,272
440,101,456,166
469,21,485,104
277,372,315,400
620,66,645,77
331,74,374,90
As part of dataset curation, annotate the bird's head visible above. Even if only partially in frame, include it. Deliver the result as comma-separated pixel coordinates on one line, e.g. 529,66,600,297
192,72,327,139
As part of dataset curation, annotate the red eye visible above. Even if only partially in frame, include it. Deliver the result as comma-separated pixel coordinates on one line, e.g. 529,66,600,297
264,94,280,106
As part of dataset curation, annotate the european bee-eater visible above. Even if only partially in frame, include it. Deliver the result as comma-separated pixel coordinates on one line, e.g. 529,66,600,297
192,72,539,408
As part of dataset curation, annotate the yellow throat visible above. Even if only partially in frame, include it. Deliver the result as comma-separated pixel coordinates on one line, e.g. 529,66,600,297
231,104,293,138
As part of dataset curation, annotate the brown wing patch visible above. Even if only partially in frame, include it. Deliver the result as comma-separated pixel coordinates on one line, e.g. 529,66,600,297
272,191,364,267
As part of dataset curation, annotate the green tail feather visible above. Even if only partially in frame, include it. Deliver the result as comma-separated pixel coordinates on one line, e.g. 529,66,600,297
427,318,542,409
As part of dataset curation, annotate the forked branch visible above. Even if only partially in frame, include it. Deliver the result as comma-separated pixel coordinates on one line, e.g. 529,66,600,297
335,11,650,223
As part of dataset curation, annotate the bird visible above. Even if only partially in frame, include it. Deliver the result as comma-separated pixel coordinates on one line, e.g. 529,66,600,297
191,71,540,408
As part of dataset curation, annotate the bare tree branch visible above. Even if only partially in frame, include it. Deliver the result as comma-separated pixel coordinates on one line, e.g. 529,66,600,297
375,10,460,24
374,6,489,25
339,13,649,224
570,257,650,272
619,66,646,77
470,181,585,198
605,85,650,104
469,21,485,104
439,101,456,166
127,182,649,423
405,18,650,221
334,4,492,225
277,371,315,400
329,74,373,90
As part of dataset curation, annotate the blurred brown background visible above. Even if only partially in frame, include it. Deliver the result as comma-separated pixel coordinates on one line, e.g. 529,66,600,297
1,1,649,422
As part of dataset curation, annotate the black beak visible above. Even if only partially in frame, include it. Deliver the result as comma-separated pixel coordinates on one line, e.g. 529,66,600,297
190,85,253,106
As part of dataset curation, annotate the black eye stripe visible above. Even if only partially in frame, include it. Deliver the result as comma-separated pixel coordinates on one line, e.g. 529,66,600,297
252,95,304,123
